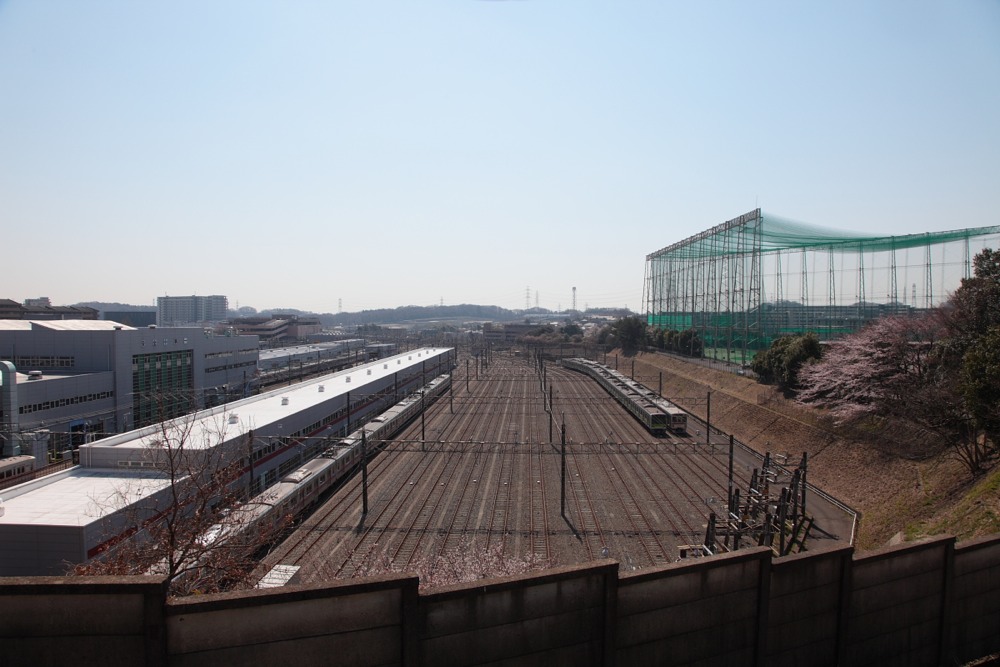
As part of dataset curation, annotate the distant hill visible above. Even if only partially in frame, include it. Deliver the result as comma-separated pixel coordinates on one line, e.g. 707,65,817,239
73,302,633,326
74,302,155,313
320,304,523,327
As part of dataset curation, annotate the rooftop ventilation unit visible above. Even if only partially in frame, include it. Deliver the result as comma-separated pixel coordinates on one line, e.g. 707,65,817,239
228,414,239,425
318,385,325,393
27,370,43,380
281,397,289,405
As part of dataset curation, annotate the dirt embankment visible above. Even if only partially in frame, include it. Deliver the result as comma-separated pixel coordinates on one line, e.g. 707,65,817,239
620,351,999,549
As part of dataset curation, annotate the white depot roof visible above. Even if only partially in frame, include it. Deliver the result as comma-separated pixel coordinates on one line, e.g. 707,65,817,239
0,320,137,332
0,468,172,526
37,320,137,331
0,346,451,533
258,339,361,361
83,347,452,456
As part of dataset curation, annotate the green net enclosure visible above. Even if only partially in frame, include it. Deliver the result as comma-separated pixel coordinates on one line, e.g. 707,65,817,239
643,209,1000,364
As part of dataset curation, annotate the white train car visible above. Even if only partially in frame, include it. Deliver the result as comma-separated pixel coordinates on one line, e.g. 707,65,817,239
561,358,687,435
198,373,453,554
0,455,35,483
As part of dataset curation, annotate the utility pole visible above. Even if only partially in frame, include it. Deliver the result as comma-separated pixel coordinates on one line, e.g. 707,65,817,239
548,385,554,444
361,429,369,516
728,435,734,511
560,420,567,518
706,391,712,448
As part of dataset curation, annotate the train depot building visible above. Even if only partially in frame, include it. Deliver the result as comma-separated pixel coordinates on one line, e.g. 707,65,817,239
0,347,454,576
0,320,259,459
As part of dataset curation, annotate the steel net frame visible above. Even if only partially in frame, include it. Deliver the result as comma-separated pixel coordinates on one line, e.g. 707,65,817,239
643,208,1000,364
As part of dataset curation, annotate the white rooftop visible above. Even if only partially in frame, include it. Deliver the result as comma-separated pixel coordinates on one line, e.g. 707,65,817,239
0,320,138,332
82,347,450,457
1,347,450,529
0,468,172,526
258,339,363,361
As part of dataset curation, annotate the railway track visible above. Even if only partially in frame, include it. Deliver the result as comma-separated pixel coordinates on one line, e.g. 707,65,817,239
258,352,763,585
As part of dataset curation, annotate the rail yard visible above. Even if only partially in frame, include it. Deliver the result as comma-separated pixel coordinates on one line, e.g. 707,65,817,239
258,350,852,584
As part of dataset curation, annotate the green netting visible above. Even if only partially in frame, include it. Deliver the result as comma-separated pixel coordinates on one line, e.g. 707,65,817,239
647,314,693,329
644,210,1000,354
648,211,1000,260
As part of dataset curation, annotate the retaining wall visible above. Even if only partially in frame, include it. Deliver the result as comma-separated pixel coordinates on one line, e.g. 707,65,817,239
2,534,998,667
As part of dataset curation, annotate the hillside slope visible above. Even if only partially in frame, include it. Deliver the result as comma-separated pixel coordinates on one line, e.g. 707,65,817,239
624,350,1000,549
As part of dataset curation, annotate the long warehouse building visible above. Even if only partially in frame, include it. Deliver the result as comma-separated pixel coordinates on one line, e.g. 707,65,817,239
0,347,454,576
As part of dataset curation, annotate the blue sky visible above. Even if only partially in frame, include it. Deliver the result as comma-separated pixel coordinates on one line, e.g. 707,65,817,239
1,1,998,314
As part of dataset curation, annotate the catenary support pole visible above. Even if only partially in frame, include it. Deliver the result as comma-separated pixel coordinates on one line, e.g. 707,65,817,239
560,420,567,518
706,391,712,448
361,429,369,516
728,435,735,511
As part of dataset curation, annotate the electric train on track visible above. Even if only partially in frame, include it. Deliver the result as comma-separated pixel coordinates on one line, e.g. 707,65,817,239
561,358,687,435
199,373,452,554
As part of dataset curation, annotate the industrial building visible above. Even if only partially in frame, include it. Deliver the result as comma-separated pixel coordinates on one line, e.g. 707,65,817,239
156,295,228,327
0,298,98,321
229,314,323,344
0,320,259,459
0,347,454,576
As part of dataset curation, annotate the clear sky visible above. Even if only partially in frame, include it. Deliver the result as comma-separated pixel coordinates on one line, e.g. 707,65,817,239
1,1,998,314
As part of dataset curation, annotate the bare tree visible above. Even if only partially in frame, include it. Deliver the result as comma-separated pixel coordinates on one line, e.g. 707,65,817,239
71,408,291,596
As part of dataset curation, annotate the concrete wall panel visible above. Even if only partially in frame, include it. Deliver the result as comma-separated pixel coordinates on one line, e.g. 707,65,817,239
421,570,606,638
420,608,603,667
169,626,400,667
950,535,1000,663
4,533,1000,667
767,579,840,625
2,636,148,667
615,587,757,647
851,538,949,589
0,576,166,667
615,621,756,666
617,549,765,616
167,587,401,653
842,616,939,667
0,592,145,636
849,568,942,617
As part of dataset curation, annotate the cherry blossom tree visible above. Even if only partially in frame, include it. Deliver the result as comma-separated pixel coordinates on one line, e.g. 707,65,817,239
797,248,1000,476
799,315,940,413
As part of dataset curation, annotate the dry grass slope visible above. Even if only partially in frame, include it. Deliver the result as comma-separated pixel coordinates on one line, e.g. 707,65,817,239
625,350,1000,550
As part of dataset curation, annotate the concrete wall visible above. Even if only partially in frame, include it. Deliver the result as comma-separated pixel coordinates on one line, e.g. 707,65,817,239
165,575,418,667
766,545,851,666
616,548,769,666
844,537,953,666
950,534,1000,664
419,562,617,666
0,576,167,667
2,535,998,667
